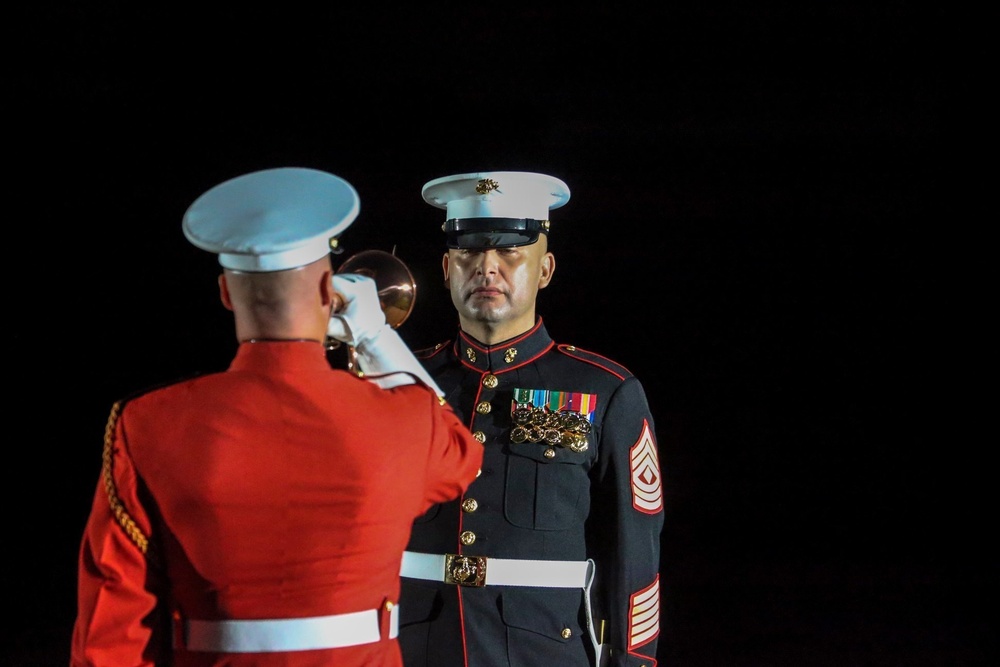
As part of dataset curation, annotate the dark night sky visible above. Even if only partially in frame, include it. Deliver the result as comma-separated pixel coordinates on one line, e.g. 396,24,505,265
8,5,986,666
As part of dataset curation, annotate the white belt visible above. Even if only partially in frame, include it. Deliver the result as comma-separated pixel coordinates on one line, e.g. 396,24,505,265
177,606,399,653
400,550,591,588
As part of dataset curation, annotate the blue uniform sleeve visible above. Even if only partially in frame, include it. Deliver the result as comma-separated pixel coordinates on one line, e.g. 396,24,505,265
589,376,664,666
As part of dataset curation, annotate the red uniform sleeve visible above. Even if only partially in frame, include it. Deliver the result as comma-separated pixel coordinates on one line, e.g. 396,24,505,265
71,406,167,667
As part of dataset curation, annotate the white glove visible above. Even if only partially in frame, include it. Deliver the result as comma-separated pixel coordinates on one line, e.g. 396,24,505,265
327,274,387,347
329,274,445,397
353,326,445,396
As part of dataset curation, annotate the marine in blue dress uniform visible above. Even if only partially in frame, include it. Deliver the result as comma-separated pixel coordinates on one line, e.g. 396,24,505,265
399,172,664,667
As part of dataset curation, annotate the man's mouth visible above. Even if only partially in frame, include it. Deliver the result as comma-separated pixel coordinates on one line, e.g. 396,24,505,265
469,286,503,299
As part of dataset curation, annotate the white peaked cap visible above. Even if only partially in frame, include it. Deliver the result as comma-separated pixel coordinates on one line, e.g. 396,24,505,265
182,167,360,272
422,171,570,249
423,171,570,220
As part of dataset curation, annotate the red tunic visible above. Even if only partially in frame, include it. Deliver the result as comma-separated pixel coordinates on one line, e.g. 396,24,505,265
71,341,484,667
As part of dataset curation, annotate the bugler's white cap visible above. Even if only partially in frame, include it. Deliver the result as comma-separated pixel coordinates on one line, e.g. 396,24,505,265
422,171,570,249
182,167,360,272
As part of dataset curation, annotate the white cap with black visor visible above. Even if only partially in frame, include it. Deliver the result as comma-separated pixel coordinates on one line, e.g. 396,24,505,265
421,171,570,249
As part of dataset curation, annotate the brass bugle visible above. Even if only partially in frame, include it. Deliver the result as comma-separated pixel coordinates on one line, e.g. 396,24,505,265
326,249,417,370
337,248,416,329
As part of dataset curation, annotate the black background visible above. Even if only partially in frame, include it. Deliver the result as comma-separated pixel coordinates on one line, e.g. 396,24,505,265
8,4,987,666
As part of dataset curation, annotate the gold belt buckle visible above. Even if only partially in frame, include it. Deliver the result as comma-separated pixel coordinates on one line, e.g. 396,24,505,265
444,554,487,587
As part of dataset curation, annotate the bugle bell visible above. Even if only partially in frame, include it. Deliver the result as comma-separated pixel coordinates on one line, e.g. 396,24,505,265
326,248,417,373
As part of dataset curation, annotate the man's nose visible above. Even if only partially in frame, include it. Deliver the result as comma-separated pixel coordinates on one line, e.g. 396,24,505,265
474,250,500,274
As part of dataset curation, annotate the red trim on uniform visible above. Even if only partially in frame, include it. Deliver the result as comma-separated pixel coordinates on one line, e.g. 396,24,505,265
414,341,451,360
457,587,470,667
458,319,543,355
555,344,631,381
514,340,554,368
467,341,555,374
456,373,486,667
457,339,555,374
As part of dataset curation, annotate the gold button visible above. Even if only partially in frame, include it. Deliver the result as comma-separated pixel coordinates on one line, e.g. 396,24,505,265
385,600,395,611
476,468,482,477
561,628,572,639
544,448,556,458
473,430,486,442
483,374,498,389
462,498,479,513
476,401,492,415
460,530,476,545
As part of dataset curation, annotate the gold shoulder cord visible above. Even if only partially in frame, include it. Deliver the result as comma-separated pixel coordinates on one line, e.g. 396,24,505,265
102,400,151,555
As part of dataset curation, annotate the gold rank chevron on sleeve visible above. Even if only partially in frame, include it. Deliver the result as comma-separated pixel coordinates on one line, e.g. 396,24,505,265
629,576,661,651
630,419,663,514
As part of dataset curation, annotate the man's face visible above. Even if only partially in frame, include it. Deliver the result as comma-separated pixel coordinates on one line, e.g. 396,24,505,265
442,237,554,329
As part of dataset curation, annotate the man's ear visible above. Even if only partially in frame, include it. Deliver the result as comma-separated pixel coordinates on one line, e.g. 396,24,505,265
218,274,234,311
538,251,555,290
319,269,334,307
442,252,451,287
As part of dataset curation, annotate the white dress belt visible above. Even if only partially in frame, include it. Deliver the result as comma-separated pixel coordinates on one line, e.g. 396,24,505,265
178,605,399,653
400,550,591,588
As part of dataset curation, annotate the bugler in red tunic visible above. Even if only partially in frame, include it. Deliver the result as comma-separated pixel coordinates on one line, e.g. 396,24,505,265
72,341,484,667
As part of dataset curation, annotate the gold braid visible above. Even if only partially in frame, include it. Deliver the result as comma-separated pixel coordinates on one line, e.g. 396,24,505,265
102,400,151,555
